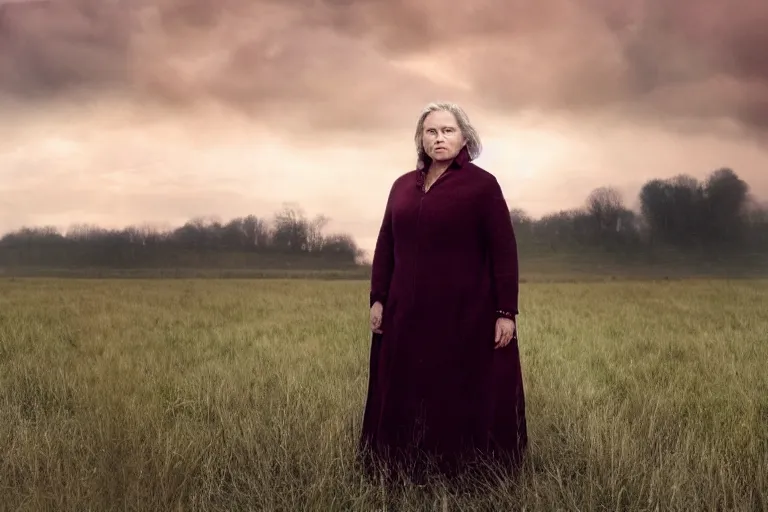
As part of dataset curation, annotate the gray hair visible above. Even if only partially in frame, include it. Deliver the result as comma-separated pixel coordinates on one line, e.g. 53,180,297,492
414,102,482,170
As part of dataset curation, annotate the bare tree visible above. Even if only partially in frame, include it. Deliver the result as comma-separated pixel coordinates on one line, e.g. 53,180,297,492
586,186,625,233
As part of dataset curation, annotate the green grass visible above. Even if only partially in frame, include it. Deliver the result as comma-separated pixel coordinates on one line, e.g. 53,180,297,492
0,277,766,511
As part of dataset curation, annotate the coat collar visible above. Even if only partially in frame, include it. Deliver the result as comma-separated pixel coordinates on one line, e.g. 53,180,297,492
416,145,471,189
450,145,472,169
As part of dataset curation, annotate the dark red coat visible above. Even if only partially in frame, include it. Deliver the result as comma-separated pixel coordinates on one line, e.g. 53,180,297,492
360,146,528,480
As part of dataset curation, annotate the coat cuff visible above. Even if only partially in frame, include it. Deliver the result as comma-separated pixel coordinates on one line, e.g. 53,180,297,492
370,292,387,308
496,309,517,319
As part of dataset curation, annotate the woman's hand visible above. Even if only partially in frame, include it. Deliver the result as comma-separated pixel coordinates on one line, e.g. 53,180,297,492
494,317,515,349
370,301,384,334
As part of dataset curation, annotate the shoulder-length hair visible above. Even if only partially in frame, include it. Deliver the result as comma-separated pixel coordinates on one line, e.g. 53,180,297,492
414,102,482,170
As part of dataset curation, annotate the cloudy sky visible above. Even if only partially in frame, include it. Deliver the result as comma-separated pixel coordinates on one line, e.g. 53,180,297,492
2,0,767,256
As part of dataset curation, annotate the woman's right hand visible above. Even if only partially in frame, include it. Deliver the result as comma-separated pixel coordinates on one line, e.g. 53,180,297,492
370,301,384,334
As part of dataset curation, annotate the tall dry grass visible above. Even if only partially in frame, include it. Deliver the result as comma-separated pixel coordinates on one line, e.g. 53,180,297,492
1,277,766,511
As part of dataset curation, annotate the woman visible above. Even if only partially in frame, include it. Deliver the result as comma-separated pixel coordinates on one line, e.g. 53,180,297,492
359,102,528,482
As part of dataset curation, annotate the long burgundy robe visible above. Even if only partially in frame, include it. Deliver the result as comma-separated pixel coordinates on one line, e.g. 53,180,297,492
360,146,527,480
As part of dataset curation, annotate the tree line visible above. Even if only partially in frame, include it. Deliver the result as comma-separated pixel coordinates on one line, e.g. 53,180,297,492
0,167,766,270
512,167,768,256
0,206,364,269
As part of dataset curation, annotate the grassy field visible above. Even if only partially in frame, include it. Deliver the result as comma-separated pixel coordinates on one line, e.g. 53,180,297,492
0,277,766,511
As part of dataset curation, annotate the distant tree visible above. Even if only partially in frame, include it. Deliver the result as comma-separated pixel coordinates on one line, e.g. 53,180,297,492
700,168,750,246
509,208,535,246
242,215,271,248
172,216,223,249
640,175,703,247
307,214,330,253
319,233,364,262
509,208,532,226
744,197,768,249
272,205,310,252
639,178,666,243
66,223,106,241
583,186,641,248
532,208,592,249
586,187,624,230
638,169,755,251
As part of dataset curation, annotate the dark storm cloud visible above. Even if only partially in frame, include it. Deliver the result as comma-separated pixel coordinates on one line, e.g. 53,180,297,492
0,0,129,95
1,0,768,134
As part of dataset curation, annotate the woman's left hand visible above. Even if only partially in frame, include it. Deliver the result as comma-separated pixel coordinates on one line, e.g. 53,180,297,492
494,317,516,349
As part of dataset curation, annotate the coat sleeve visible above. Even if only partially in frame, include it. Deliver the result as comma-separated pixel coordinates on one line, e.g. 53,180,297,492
370,182,396,308
481,176,520,318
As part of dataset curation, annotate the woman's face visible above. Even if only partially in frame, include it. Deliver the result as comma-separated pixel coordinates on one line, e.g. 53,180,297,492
422,110,467,163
